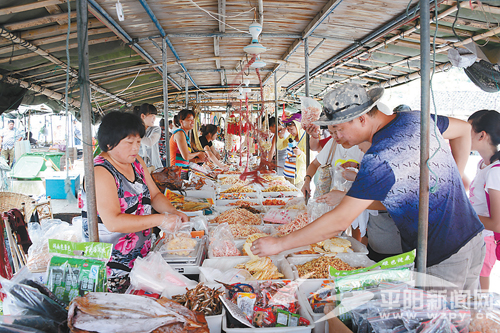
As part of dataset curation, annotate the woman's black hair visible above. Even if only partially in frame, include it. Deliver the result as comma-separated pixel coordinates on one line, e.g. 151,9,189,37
468,109,500,163
159,118,165,128
200,124,218,137
133,103,158,117
97,111,145,152
175,109,196,127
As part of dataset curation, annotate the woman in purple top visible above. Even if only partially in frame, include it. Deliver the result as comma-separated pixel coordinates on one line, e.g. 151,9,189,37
82,111,188,292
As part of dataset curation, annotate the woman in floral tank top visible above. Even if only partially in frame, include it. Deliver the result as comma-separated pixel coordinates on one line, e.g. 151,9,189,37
82,111,188,292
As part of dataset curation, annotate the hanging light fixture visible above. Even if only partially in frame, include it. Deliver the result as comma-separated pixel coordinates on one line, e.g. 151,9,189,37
250,55,266,68
116,0,124,21
243,22,266,55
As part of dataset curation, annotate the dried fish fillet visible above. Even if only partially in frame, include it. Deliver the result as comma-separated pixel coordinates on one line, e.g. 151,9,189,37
68,293,208,333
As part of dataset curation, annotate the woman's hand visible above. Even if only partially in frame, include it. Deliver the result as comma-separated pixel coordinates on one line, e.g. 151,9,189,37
159,212,182,232
342,169,358,182
197,151,208,162
301,180,311,197
316,190,346,206
251,236,283,257
175,211,189,222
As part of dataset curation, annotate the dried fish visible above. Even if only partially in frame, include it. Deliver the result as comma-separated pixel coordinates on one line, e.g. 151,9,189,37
171,282,224,316
68,292,208,333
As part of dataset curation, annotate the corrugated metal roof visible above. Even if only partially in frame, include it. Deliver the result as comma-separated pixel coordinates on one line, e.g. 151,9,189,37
0,0,499,115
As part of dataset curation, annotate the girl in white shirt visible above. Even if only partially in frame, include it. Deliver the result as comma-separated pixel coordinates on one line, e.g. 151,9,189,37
133,104,163,171
468,109,500,291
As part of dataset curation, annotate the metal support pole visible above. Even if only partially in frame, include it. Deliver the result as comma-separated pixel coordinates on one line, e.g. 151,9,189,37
163,37,170,167
77,0,98,242
50,114,53,145
417,0,431,285
185,75,189,108
304,37,310,167
274,72,278,166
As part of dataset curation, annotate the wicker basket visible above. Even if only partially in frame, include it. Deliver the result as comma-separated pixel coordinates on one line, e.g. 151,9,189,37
0,192,34,222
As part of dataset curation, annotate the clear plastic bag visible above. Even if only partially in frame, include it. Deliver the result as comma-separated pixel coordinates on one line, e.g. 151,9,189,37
209,223,241,257
307,197,336,223
331,164,353,192
284,197,306,210
300,96,322,128
128,251,197,294
26,219,80,273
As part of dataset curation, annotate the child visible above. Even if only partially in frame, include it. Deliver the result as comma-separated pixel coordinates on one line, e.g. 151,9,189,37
468,109,500,291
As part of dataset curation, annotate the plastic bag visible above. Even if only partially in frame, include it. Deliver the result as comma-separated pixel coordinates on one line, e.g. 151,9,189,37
307,197,336,223
331,164,353,192
128,251,196,293
45,239,112,303
199,267,253,284
284,197,306,210
0,267,68,325
209,223,241,257
26,219,80,273
263,208,300,224
300,96,322,128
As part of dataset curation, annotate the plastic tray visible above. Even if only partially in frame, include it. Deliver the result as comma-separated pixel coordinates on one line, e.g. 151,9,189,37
215,198,262,207
287,253,377,280
260,191,302,198
297,279,335,333
287,236,369,256
222,292,315,332
200,255,294,283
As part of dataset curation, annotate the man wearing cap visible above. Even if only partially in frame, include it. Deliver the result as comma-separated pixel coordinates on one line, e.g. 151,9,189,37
0,120,23,167
252,83,485,291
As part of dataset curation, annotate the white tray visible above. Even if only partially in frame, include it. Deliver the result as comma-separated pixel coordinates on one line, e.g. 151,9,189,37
287,253,376,280
200,255,294,283
222,292,315,332
287,236,369,257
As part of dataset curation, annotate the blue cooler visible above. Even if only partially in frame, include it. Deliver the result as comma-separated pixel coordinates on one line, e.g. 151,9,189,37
45,174,80,199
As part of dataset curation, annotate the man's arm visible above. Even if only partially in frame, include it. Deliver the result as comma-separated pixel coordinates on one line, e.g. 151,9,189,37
441,117,471,177
252,195,373,256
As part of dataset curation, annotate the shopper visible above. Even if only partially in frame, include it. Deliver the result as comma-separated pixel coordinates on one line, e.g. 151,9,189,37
170,109,207,179
199,124,228,170
158,118,167,167
81,111,188,292
281,114,306,186
133,103,163,171
0,120,22,166
252,83,485,292
468,109,500,291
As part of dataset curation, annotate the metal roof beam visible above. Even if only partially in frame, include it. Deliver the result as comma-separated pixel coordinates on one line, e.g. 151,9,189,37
0,26,130,106
137,0,199,90
290,0,456,94
87,0,182,91
262,0,345,85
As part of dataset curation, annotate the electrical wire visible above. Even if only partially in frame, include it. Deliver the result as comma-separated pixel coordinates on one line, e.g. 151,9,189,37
186,0,253,34
114,69,142,96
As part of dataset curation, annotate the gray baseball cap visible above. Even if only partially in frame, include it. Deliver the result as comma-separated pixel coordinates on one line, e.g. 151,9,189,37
314,83,384,126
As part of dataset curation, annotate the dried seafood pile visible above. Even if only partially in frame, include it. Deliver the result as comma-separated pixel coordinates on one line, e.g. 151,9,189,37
296,257,360,279
171,283,224,316
209,208,261,225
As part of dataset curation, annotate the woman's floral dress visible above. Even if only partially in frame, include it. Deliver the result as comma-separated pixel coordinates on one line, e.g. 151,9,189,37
82,156,153,292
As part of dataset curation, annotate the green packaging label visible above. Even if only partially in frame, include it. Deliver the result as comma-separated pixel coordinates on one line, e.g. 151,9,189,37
329,250,415,278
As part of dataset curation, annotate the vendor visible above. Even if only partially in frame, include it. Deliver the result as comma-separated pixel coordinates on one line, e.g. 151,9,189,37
81,111,188,293
253,83,485,292
170,109,207,179
280,114,306,186
199,124,228,170
134,103,163,171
